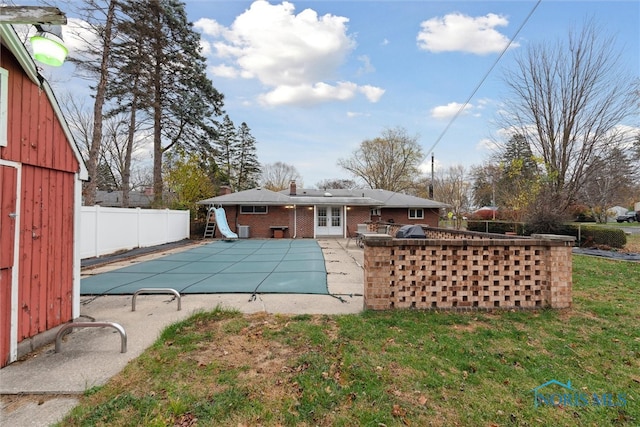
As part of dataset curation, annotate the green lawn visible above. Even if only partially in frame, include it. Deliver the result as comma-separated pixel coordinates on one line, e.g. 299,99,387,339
60,254,639,426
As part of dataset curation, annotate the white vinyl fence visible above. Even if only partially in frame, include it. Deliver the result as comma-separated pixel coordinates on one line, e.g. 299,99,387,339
80,206,190,259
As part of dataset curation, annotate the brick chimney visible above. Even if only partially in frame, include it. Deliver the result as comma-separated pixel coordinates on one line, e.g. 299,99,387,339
289,180,297,196
219,185,232,196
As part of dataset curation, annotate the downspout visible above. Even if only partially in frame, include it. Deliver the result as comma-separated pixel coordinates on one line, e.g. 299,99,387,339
313,205,317,239
343,205,348,238
293,205,297,238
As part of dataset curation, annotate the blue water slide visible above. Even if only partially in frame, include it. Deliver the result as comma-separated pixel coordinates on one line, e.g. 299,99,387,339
214,207,238,239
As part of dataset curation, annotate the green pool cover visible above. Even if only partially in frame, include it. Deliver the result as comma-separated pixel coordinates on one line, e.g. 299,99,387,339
81,240,328,296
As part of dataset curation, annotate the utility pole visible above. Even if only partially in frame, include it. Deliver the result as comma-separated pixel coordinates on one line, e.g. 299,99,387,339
429,153,434,199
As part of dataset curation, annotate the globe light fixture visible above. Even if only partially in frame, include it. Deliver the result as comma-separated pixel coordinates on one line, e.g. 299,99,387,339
29,24,68,67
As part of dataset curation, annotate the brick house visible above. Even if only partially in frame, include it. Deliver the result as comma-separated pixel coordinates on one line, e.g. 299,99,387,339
198,181,448,239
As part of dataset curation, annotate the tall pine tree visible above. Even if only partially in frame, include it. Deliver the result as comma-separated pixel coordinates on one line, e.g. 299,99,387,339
234,122,261,191
115,0,224,205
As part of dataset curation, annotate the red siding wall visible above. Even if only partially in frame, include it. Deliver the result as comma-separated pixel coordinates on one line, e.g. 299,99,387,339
1,48,80,358
18,165,75,339
1,53,78,173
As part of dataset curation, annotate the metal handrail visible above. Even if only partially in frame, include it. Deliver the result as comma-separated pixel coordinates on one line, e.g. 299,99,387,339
55,321,127,353
132,288,181,311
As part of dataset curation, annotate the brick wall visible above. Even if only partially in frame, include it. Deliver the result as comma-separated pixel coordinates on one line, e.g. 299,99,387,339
296,207,315,238
217,206,292,238
381,208,440,227
363,230,574,311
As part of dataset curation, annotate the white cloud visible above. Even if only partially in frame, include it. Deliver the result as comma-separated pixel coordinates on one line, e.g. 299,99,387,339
418,157,443,174
430,102,473,119
210,64,238,78
357,55,375,74
193,17,226,37
476,137,498,152
194,0,383,106
258,81,359,106
359,85,385,102
417,13,518,55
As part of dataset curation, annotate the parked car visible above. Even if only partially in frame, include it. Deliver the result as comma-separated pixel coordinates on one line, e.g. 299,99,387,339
616,211,639,223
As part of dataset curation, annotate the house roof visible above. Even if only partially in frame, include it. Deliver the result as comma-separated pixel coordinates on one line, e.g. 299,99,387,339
0,23,88,180
198,188,292,206
199,187,449,208
283,188,448,208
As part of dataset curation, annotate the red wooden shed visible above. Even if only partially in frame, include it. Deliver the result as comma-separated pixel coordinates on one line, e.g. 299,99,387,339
1,25,88,367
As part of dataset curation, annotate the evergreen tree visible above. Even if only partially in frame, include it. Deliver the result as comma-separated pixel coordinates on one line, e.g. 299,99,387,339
494,134,543,221
234,122,261,191
216,115,239,187
115,0,224,205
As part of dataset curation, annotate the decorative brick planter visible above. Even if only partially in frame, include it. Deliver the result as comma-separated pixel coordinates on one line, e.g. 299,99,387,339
363,228,574,311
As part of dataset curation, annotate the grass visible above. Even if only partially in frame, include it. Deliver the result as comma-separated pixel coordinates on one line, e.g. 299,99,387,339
59,255,639,426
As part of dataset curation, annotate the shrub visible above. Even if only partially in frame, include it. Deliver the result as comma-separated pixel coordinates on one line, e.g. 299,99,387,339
576,225,627,249
466,222,626,248
466,221,525,235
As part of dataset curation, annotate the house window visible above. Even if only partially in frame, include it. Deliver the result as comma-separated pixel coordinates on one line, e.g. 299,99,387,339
408,208,424,219
240,205,268,214
370,208,381,216
0,68,8,147
331,207,341,226
317,207,327,226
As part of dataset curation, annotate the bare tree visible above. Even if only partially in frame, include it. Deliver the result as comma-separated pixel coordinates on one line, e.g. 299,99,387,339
499,21,639,221
315,179,358,190
66,0,119,205
433,165,470,229
260,162,303,191
579,147,638,222
338,127,424,192
63,95,150,202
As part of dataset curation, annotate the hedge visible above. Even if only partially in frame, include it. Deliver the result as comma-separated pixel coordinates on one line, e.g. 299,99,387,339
466,221,627,249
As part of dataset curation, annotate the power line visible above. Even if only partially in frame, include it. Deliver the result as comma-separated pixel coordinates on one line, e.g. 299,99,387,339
424,0,542,158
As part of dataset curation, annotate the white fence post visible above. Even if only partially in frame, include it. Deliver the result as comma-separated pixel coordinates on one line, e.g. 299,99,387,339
136,207,142,248
94,205,100,259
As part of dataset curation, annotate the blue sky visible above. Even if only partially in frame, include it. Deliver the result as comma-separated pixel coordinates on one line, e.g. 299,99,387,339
17,0,640,188
182,0,639,187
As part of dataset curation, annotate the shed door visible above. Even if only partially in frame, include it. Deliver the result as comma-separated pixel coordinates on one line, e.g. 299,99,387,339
1,165,17,366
